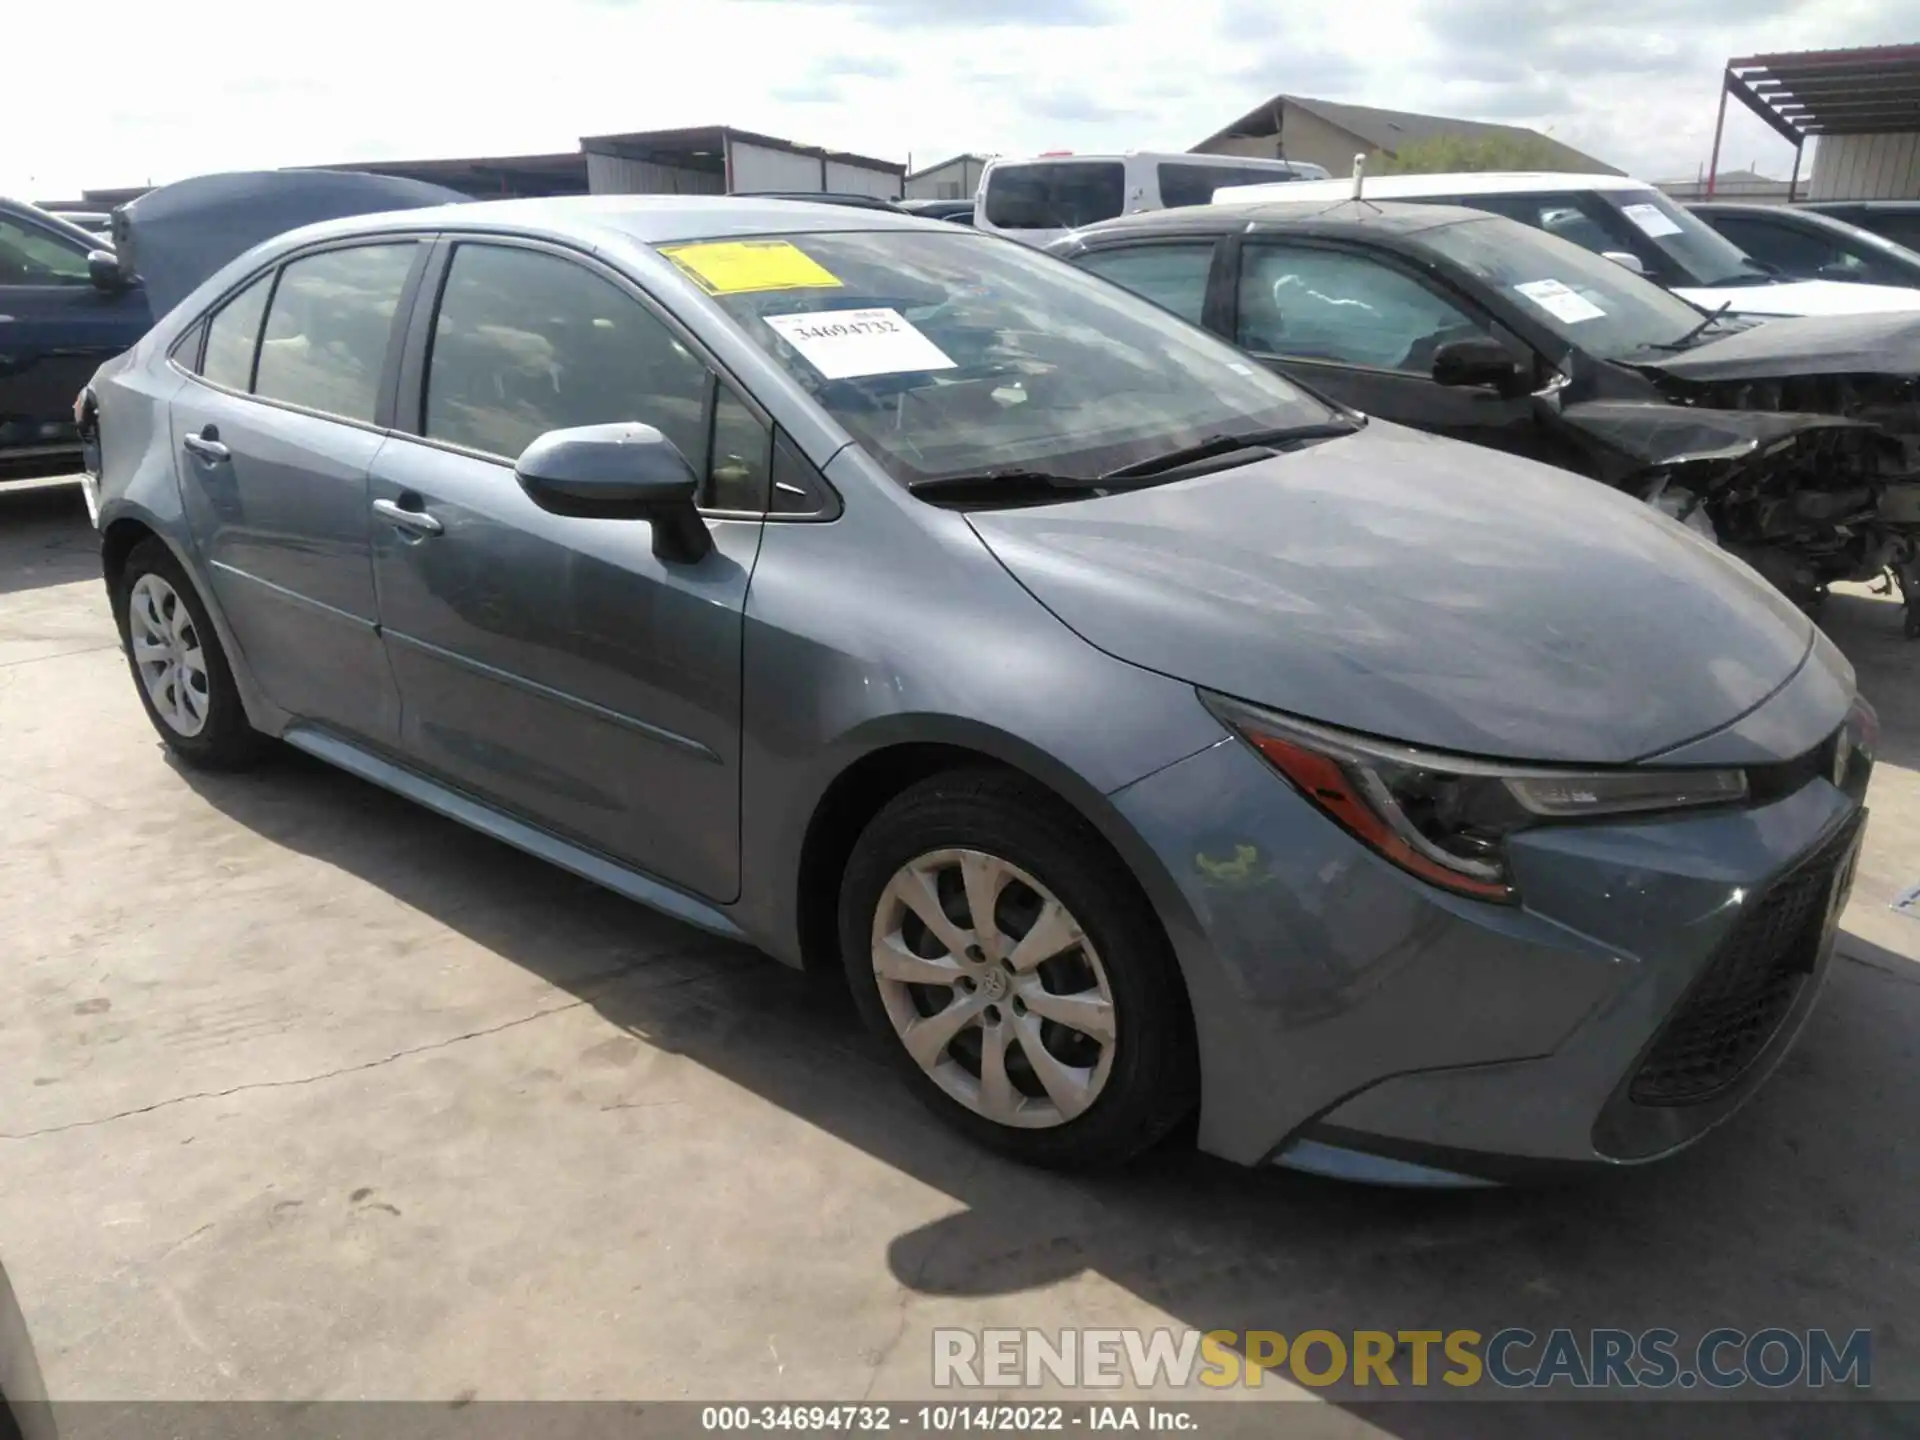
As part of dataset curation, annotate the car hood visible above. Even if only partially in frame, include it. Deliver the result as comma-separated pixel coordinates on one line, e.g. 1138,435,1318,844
1632,309,1920,384
966,423,1814,765
1554,400,1878,475
1672,277,1920,317
109,170,471,317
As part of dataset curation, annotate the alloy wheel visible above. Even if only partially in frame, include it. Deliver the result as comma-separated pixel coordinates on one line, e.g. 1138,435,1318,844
870,848,1116,1129
127,572,211,738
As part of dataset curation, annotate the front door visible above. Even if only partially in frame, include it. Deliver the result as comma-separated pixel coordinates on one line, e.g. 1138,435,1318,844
1232,239,1539,456
170,241,422,743
370,239,769,903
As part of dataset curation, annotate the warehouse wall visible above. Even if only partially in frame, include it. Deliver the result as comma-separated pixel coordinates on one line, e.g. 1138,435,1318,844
585,154,722,194
1809,132,1920,200
905,158,983,199
730,140,826,192
825,159,901,198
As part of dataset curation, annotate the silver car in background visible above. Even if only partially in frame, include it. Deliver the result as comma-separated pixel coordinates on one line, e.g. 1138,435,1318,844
83,197,1874,1184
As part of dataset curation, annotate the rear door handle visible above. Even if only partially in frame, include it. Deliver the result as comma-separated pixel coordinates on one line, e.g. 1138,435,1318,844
372,497,443,537
182,432,229,462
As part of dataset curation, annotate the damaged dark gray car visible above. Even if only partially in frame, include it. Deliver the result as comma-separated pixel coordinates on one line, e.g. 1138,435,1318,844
1053,200,1920,634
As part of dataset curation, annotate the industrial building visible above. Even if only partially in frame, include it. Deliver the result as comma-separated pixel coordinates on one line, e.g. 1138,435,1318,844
1190,94,1620,176
1710,44,1920,201
904,154,990,201
59,124,904,209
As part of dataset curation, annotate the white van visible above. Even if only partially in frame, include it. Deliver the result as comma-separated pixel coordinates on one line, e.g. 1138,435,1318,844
1209,170,1920,319
974,152,1330,247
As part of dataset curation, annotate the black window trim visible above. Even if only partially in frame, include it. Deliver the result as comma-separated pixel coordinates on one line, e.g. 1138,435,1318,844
167,233,436,439
393,231,835,522
1223,232,1528,383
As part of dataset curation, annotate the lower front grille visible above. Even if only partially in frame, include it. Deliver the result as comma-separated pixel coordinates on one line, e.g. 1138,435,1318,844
1629,822,1857,1107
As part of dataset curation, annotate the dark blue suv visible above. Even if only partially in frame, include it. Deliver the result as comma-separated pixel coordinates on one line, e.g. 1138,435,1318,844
0,197,151,479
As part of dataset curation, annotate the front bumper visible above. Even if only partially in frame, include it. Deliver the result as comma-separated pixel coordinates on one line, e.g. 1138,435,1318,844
1111,725,1867,1182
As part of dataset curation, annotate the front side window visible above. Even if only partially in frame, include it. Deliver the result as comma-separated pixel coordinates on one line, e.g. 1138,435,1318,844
1075,243,1215,325
253,244,417,423
982,163,1126,230
672,227,1327,488
198,274,272,389
1238,244,1486,372
1419,216,1712,361
424,243,711,470
0,215,91,286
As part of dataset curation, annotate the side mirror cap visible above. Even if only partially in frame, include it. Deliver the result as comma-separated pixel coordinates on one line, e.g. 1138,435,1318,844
515,423,712,563
87,250,130,292
1431,336,1528,398
1600,250,1647,276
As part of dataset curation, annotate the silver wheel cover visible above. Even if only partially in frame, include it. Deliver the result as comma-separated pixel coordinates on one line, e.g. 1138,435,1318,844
127,573,211,739
871,848,1116,1129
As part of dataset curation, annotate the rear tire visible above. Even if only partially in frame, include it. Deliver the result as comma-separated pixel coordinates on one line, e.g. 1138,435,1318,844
839,768,1196,1169
115,539,264,770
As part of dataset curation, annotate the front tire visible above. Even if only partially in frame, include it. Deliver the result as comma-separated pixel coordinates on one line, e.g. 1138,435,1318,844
839,769,1196,1169
116,539,264,770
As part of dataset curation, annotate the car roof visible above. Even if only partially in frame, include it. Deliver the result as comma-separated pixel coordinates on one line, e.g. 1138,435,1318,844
262,192,952,251
984,152,1314,168
1064,198,1496,243
1209,170,1658,206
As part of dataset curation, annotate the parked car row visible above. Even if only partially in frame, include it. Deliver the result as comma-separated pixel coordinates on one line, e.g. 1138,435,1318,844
77,176,1876,1186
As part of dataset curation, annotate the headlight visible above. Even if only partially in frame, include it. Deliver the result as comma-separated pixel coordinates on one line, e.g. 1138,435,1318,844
1203,694,1748,904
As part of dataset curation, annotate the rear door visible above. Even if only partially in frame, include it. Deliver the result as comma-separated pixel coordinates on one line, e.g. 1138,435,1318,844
0,208,150,472
368,237,768,903
170,239,425,743
1227,237,1538,452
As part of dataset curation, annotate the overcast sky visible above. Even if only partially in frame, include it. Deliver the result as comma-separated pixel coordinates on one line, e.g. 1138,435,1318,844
9,0,1918,200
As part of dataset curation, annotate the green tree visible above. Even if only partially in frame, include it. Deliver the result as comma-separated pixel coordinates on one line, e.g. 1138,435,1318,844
1376,132,1572,175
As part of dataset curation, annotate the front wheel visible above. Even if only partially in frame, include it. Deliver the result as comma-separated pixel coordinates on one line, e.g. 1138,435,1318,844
839,769,1196,1169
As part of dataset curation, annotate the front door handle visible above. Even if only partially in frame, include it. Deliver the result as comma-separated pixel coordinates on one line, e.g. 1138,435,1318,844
182,430,229,463
372,497,443,537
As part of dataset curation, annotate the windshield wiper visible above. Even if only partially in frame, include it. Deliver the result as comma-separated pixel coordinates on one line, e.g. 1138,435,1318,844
1647,301,1735,352
1097,417,1365,482
907,469,1107,507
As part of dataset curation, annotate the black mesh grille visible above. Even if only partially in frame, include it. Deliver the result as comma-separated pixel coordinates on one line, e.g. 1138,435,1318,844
1629,822,1857,1107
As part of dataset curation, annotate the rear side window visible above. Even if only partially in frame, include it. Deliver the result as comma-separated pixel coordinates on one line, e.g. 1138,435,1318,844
423,243,712,471
1075,244,1215,325
197,275,272,389
982,163,1126,230
1156,163,1299,209
253,244,417,424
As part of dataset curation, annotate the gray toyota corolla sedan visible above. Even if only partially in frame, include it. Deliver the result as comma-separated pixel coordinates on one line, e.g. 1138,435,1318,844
82,196,1876,1185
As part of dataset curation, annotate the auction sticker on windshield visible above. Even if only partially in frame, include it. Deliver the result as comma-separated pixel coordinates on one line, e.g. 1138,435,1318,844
1514,278,1606,324
1620,202,1684,238
660,240,844,296
763,308,958,379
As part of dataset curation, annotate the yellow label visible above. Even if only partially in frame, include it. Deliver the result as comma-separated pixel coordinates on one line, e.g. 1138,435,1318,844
661,240,843,296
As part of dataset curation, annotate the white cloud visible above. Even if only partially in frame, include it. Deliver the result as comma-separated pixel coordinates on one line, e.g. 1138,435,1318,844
5,0,1905,200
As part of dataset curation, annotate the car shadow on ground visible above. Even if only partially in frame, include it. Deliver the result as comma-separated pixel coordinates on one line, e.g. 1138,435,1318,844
169,727,1920,1434
0,484,98,599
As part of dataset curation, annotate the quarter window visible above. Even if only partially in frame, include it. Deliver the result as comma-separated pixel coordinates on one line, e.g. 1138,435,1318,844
253,244,417,424
0,215,91,285
198,275,272,389
423,244,711,472
1076,244,1215,325
1238,244,1486,373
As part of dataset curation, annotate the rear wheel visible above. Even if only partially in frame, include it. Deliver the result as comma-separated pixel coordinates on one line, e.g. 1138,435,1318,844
839,769,1196,1168
116,540,264,769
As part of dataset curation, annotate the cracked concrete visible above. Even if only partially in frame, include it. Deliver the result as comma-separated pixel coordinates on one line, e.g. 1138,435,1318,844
3,479,1918,1425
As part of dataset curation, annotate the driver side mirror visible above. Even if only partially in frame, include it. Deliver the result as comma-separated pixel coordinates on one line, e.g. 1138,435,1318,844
515,423,713,564
1599,250,1647,276
1431,336,1528,398
87,250,131,293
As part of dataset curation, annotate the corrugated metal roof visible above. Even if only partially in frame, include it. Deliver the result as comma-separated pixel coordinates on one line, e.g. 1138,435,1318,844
1727,43,1920,140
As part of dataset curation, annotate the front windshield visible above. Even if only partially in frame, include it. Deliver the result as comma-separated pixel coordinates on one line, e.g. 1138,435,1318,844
671,228,1330,485
1420,216,1717,360
1594,189,1768,287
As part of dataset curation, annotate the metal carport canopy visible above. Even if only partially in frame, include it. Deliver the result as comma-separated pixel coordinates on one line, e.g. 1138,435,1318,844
1709,44,1920,196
